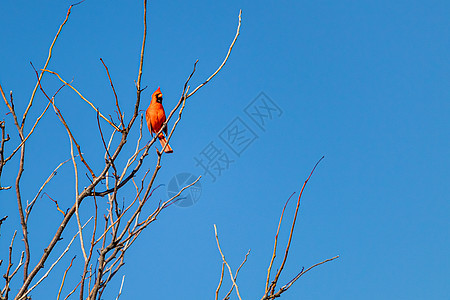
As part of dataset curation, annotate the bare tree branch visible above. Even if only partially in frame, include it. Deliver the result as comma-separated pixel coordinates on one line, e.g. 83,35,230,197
0,216,7,237
215,262,225,300
22,2,82,128
41,69,120,131
100,58,125,130
0,120,11,190
273,255,339,298
25,157,73,222
187,10,242,99
114,276,125,300
57,256,76,300
17,218,92,300
2,231,17,299
265,192,296,293
269,156,325,295
214,224,243,300
223,249,250,300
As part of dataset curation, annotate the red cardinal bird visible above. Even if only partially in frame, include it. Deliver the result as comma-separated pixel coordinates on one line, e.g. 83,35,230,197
146,87,173,153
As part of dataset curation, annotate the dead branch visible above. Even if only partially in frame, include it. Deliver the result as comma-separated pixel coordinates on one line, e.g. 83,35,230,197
187,10,242,99
56,256,76,300
0,216,7,237
22,2,81,128
271,255,340,298
41,69,120,132
215,263,225,300
268,156,325,296
42,193,66,217
25,157,73,222
114,275,125,300
0,120,10,190
265,192,296,293
17,218,92,300
129,0,148,131
32,63,96,178
223,249,251,300
2,231,17,299
0,86,31,282
100,58,124,129
4,101,51,164
214,224,243,300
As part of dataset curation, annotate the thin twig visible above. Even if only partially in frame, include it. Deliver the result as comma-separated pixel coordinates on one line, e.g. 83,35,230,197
115,275,125,300
41,69,120,131
32,63,95,178
42,192,66,216
8,251,25,283
269,156,325,295
63,280,82,300
0,85,20,131
0,120,10,190
186,10,242,99
3,231,17,298
4,101,51,163
265,192,296,292
100,58,124,129
215,263,225,300
57,256,76,300
67,130,88,262
25,157,73,222
214,224,243,300
223,249,251,300
17,218,92,300
127,0,148,134
272,256,340,298
22,2,80,128
0,216,8,237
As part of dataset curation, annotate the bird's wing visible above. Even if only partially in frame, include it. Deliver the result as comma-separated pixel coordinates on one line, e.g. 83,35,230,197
145,107,153,137
160,109,168,136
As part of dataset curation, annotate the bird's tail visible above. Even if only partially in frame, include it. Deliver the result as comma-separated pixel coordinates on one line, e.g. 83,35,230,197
158,134,173,153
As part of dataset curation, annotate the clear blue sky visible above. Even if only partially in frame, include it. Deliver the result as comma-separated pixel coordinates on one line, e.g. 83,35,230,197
1,0,449,299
